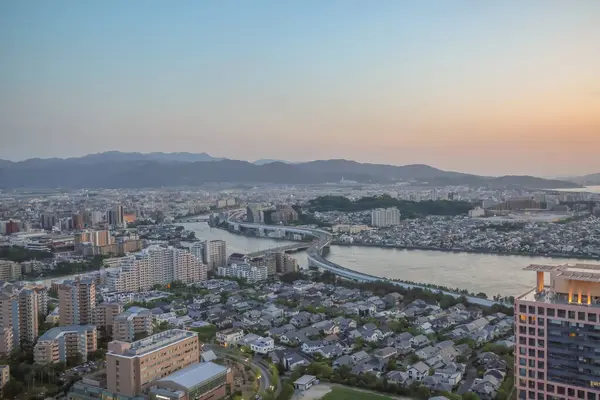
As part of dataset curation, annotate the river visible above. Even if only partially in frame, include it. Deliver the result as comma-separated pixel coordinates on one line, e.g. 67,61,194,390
182,222,599,297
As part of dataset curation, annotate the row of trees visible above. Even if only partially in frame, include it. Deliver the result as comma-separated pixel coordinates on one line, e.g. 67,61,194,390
307,195,473,218
0,246,54,262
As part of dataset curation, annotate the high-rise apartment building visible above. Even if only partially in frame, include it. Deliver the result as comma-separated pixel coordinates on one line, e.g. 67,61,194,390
246,206,264,223
107,205,125,227
203,240,227,271
106,246,207,293
34,325,97,364
40,213,57,230
0,292,19,354
190,242,204,263
0,261,21,281
282,254,299,273
515,263,600,400
112,306,153,342
17,288,38,344
271,208,298,225
95,302,124,336
370,207,401,227
106,329,200,397
90,211,104,225
58,279,97,326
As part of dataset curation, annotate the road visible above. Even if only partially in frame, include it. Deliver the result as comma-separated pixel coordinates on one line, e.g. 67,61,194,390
205,344,280,396
457,355,479,395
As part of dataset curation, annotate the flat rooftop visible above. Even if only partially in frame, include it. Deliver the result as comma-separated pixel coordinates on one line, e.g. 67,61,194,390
111,329,196,357
524,263,600,282
294,375,317,386
157,362,227,390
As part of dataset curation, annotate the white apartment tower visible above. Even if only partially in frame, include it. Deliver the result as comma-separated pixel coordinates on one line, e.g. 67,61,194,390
106,246,207,293
370,207,401,228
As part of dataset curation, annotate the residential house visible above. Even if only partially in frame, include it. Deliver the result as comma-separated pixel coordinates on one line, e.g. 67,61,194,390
386,370,408,386
373,347,398,361
216,328,244,346
301,340,325,354
251,337,275,355
411,334,430,349
407,361,429,381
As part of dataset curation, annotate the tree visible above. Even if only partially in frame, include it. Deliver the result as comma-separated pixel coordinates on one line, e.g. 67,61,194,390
387,359,397,371
2,380,24,399
476,292,488,299
462,392,481,400
66,352,84,367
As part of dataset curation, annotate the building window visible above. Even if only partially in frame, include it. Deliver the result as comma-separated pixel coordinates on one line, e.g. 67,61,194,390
538,350,545,358
538,339,545,347
520,326,527,334
529,391,535,399
538,361,545,369
568,388,575,397
529,359,536,368
547,308,555,317
529,316,537,324
520,358,526,366
547,384,554,392
529,338,536,346
588,392,597,400
558,309,566,318
537,371,544,380
538,307,545,315
538,328,545,336
589,313,597,323
579,312,586,321
557,386,565,395
569,311,576,319
538,382,544,390
538,393,544,400
578,390,585,399
519,314,527,322
529,306,535,314
538,317,545,326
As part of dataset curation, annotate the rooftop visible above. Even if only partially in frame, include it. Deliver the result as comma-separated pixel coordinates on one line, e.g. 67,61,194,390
294,375,317,386
157,362,227,390
524,263,600,282
111,329,196,357
38,325,96,341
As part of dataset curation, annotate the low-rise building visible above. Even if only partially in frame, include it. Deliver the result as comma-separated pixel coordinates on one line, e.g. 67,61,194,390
148,361,233,400
250,337,274,355
216,328,244,347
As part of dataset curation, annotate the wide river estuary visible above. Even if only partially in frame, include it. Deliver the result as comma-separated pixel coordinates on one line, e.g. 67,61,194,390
182,222,598,297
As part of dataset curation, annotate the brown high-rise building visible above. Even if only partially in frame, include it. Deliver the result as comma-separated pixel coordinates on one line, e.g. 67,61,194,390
58,279,96,326
106,329,200,397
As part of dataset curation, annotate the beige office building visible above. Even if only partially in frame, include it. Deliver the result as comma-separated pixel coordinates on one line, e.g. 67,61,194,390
95,302,124,336
106,329,200,397
58,279,97,326
34,325,97,364
112,307,153,342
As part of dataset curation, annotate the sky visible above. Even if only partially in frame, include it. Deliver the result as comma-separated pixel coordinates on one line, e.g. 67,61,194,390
1,1,599,177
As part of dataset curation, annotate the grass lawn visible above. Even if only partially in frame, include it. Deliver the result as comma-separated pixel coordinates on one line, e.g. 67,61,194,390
321,387,393,400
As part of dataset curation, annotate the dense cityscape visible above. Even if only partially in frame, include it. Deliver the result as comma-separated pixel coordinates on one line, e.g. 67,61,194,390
0,181,598,400
2,2,600,400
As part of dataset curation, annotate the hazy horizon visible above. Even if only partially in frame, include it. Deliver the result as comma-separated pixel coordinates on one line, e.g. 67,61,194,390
1,1,599,176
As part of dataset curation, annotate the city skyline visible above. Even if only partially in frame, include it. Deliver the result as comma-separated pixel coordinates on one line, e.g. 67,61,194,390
1,1,600,176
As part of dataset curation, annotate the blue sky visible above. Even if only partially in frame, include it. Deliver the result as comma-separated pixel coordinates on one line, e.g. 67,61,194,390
1,1,599,175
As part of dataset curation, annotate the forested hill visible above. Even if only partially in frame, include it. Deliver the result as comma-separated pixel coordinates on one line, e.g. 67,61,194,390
307,195,474,218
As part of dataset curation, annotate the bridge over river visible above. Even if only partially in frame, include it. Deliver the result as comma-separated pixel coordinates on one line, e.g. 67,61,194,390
225,211,502,307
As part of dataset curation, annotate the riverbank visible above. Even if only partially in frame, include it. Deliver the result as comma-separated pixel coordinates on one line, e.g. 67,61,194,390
331,241,600,261
210,224,600,262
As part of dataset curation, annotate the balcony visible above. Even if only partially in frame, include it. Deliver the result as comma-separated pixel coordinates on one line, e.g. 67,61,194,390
518,287,600,308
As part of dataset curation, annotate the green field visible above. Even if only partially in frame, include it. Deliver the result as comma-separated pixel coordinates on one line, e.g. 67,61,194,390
321,387,394,400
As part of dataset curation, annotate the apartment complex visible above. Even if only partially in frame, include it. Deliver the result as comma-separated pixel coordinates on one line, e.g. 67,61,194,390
107,205,125,227
106,329,200,397
58,279,97,326
217,263,268,283
106,246,207,293
371,207,401,227
34,325,97,364
0,261,21,281
246,205,264,223
95,302,124,336
271,207,298,225
0,287,42,353
203,240,227,271
515,263,600,400
113,306,153,342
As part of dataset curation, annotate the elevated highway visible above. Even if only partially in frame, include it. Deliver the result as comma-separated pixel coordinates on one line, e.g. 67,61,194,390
225,213,500,307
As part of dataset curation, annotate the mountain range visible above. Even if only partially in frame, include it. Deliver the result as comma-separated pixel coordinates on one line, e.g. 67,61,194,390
0,151,585,189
